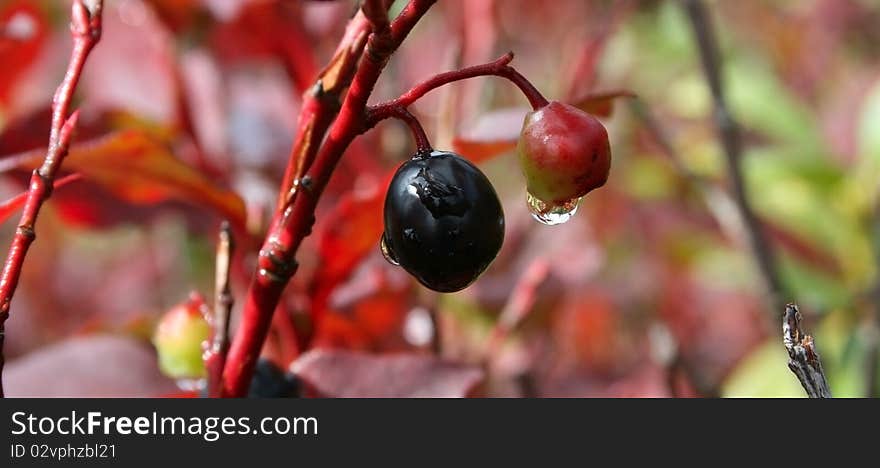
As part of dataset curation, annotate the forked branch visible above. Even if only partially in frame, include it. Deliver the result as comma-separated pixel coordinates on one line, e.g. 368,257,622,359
221,0,439,398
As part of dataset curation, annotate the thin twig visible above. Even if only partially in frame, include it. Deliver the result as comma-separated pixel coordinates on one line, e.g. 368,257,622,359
205,221,235,397
0,174,83,221
0,0,103,398
683,0,785,314
783,303,832,398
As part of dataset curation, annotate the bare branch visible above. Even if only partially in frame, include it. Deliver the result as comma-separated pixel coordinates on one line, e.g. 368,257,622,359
205,221,235,397
362,0,391,34
783,303,832,398
0,0,103,398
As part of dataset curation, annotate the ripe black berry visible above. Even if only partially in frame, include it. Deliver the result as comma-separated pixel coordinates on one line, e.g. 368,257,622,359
248,358,300,398
382,150,504,292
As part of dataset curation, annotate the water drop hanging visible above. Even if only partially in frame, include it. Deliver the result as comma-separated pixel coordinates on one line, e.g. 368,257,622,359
527,192,580,226
175,377,205,393
380,235,400,266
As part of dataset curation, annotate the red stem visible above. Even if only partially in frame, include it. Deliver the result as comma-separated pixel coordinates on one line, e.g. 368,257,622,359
0,173,83,223
0,0,103,398
368,106,433,154
275,8,378,209
362,53,550,157
366,52,549,121
221,0,439,398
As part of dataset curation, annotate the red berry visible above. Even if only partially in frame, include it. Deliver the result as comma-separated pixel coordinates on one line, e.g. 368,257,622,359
517,101,611,205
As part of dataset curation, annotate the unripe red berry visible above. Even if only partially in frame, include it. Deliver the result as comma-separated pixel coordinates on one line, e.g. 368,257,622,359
383,150,504,292
517,101,611,205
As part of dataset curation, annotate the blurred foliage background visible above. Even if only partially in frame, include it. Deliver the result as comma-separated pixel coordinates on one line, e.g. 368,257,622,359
1,0,879,397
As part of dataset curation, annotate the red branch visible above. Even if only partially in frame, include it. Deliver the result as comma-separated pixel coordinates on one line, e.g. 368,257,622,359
274,5,380,209
0,174,83,223
366,52,548,126
362,52,548,152
221,0,439,398
0,0,103,398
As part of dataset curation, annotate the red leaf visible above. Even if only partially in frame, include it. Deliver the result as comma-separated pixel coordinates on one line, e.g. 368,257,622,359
554,291,619,374
0,173,81,225
311,261,413,350
487,259,552,356
309,313,371,351
291,349,484,398
315,182,386,286
452,138,518,163
210,1,317,92
0,131,246,228
143,0,204,34
3,335,179,397
570,90,636,117
352,289,409,342
311,174,391,323
452,107,528,163
0,2,48,108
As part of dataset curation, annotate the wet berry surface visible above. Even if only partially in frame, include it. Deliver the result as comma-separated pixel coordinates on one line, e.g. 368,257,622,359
382,151,504,292
518,100,611,219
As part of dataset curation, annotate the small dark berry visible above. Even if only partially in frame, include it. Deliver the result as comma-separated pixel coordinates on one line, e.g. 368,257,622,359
248,358,300,398
383,150,504,292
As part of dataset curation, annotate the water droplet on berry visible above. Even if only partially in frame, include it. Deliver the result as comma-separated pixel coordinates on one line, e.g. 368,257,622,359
175,377,205,392
527,191,580,225
404,228,421,244
380,235,400,266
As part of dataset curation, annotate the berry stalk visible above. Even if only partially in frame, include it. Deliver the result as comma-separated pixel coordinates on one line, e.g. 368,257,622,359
368,106,433,154
0,0,103,398
366,52,549,130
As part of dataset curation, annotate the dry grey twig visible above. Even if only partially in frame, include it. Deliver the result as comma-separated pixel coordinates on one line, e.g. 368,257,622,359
783,303,832,398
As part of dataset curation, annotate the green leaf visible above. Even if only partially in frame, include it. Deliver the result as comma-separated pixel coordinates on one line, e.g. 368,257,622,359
722,340,805,398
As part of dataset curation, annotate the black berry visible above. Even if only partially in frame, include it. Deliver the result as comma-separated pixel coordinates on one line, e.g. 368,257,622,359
248,358,300,398
383,150,504,292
